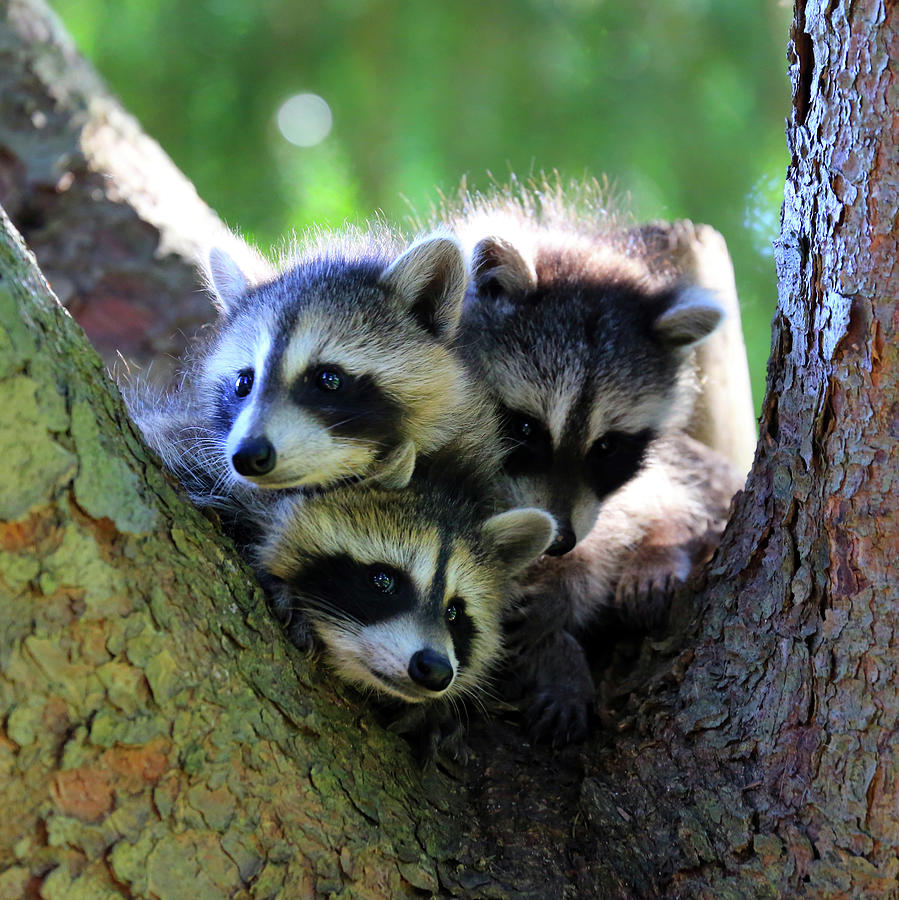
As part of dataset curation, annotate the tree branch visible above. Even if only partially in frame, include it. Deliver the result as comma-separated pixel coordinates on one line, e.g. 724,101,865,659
0,0,234,382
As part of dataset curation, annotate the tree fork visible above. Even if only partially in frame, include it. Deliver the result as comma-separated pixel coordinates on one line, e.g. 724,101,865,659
1,0,897,897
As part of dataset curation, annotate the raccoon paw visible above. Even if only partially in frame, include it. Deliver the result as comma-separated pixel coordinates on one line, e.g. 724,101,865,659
387,706,470,767
525,687,593,748
283,610,316,654
519,629,595,746
425,716,471,767
613,570,680,631
263,578,317,653
645,219,728,283
614,545,692,631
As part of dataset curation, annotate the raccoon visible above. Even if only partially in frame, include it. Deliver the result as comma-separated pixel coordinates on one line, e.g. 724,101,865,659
127,226,498,500
253,446,556,757
504,432,740,743
444,183,744,744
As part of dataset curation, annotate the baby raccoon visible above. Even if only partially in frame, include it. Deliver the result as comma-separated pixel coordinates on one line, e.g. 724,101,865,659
127,226,496,499
445,183,744,744
254,446,555,756
505,432,740,744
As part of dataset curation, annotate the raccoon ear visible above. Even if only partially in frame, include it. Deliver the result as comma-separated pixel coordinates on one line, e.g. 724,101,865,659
482,508,556,574
654,285,725,347
379,236,467,339
471,237,538,298
207,248,251,315
363,441,417,491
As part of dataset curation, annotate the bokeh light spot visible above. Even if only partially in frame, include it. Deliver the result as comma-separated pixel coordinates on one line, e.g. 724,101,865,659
277,93,333,147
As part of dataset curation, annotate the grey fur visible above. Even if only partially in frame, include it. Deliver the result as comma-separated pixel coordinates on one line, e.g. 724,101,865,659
441,180,743,745
125,224,502,500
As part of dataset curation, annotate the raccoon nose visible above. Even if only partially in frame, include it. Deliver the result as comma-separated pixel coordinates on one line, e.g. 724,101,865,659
544,524,576,556
232,436,277,476
408,649,454,692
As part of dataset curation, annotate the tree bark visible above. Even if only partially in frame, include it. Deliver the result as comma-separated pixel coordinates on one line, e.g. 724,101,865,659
0,0,246,384
1,0,896,898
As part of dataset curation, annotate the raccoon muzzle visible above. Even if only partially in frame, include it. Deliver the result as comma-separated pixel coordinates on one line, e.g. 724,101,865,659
544,522,577,556
408,648,454,692
231,435,277,476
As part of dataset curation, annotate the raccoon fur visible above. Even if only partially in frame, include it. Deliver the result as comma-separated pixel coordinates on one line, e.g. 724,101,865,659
126,225,499,500
253,445,555,758
442,181,744,744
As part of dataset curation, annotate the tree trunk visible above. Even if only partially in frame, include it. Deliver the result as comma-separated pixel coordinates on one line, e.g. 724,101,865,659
0,0,244,384
1,0,896,899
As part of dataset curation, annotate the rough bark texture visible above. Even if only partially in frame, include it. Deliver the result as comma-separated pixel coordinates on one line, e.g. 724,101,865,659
0,0,896,898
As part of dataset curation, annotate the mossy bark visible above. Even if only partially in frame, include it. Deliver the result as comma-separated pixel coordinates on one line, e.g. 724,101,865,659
0,206,475,898
1,0,897,897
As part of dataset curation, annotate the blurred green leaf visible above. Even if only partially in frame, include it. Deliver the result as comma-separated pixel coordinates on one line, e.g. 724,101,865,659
51,0,792,408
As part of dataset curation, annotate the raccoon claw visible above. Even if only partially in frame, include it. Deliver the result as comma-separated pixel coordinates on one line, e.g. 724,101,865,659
613,570,681,631
428,718,471,767
516,629,594,745
387,706,470,766
263,579,317,653
614,542,692,630
525,688,592,747
284,610,316,654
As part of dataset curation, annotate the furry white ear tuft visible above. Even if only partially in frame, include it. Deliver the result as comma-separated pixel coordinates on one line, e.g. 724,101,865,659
482,507,556,574
471,236,538,297
654,286,725,347
379,235,467,339
207,248,250,315
364,441,417,491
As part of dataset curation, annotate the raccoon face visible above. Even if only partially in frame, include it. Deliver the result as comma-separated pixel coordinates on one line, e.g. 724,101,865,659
297,553,491,703
494,390,660,552
258,484,555,704
464,235,724,550
202,235,469,490
500,404,656,552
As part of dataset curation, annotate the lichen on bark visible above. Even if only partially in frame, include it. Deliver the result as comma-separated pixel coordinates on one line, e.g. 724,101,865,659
0,206,467,898
2,0,898,894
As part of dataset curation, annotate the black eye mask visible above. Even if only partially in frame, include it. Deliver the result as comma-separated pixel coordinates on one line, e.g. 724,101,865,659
500,408,553,476
291,556,415,625
291,366,405,441
583,429,655,500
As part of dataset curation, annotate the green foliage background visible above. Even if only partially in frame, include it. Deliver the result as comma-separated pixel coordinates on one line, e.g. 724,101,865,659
52,0,791,408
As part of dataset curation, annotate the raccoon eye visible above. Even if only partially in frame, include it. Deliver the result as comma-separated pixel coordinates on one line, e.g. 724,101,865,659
315,368,343,392
501,409,553,476
591,433,621,457
445,599,465,624
512,415,538,442
584,429,655,500
369,567,397,594
234,369,254,398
